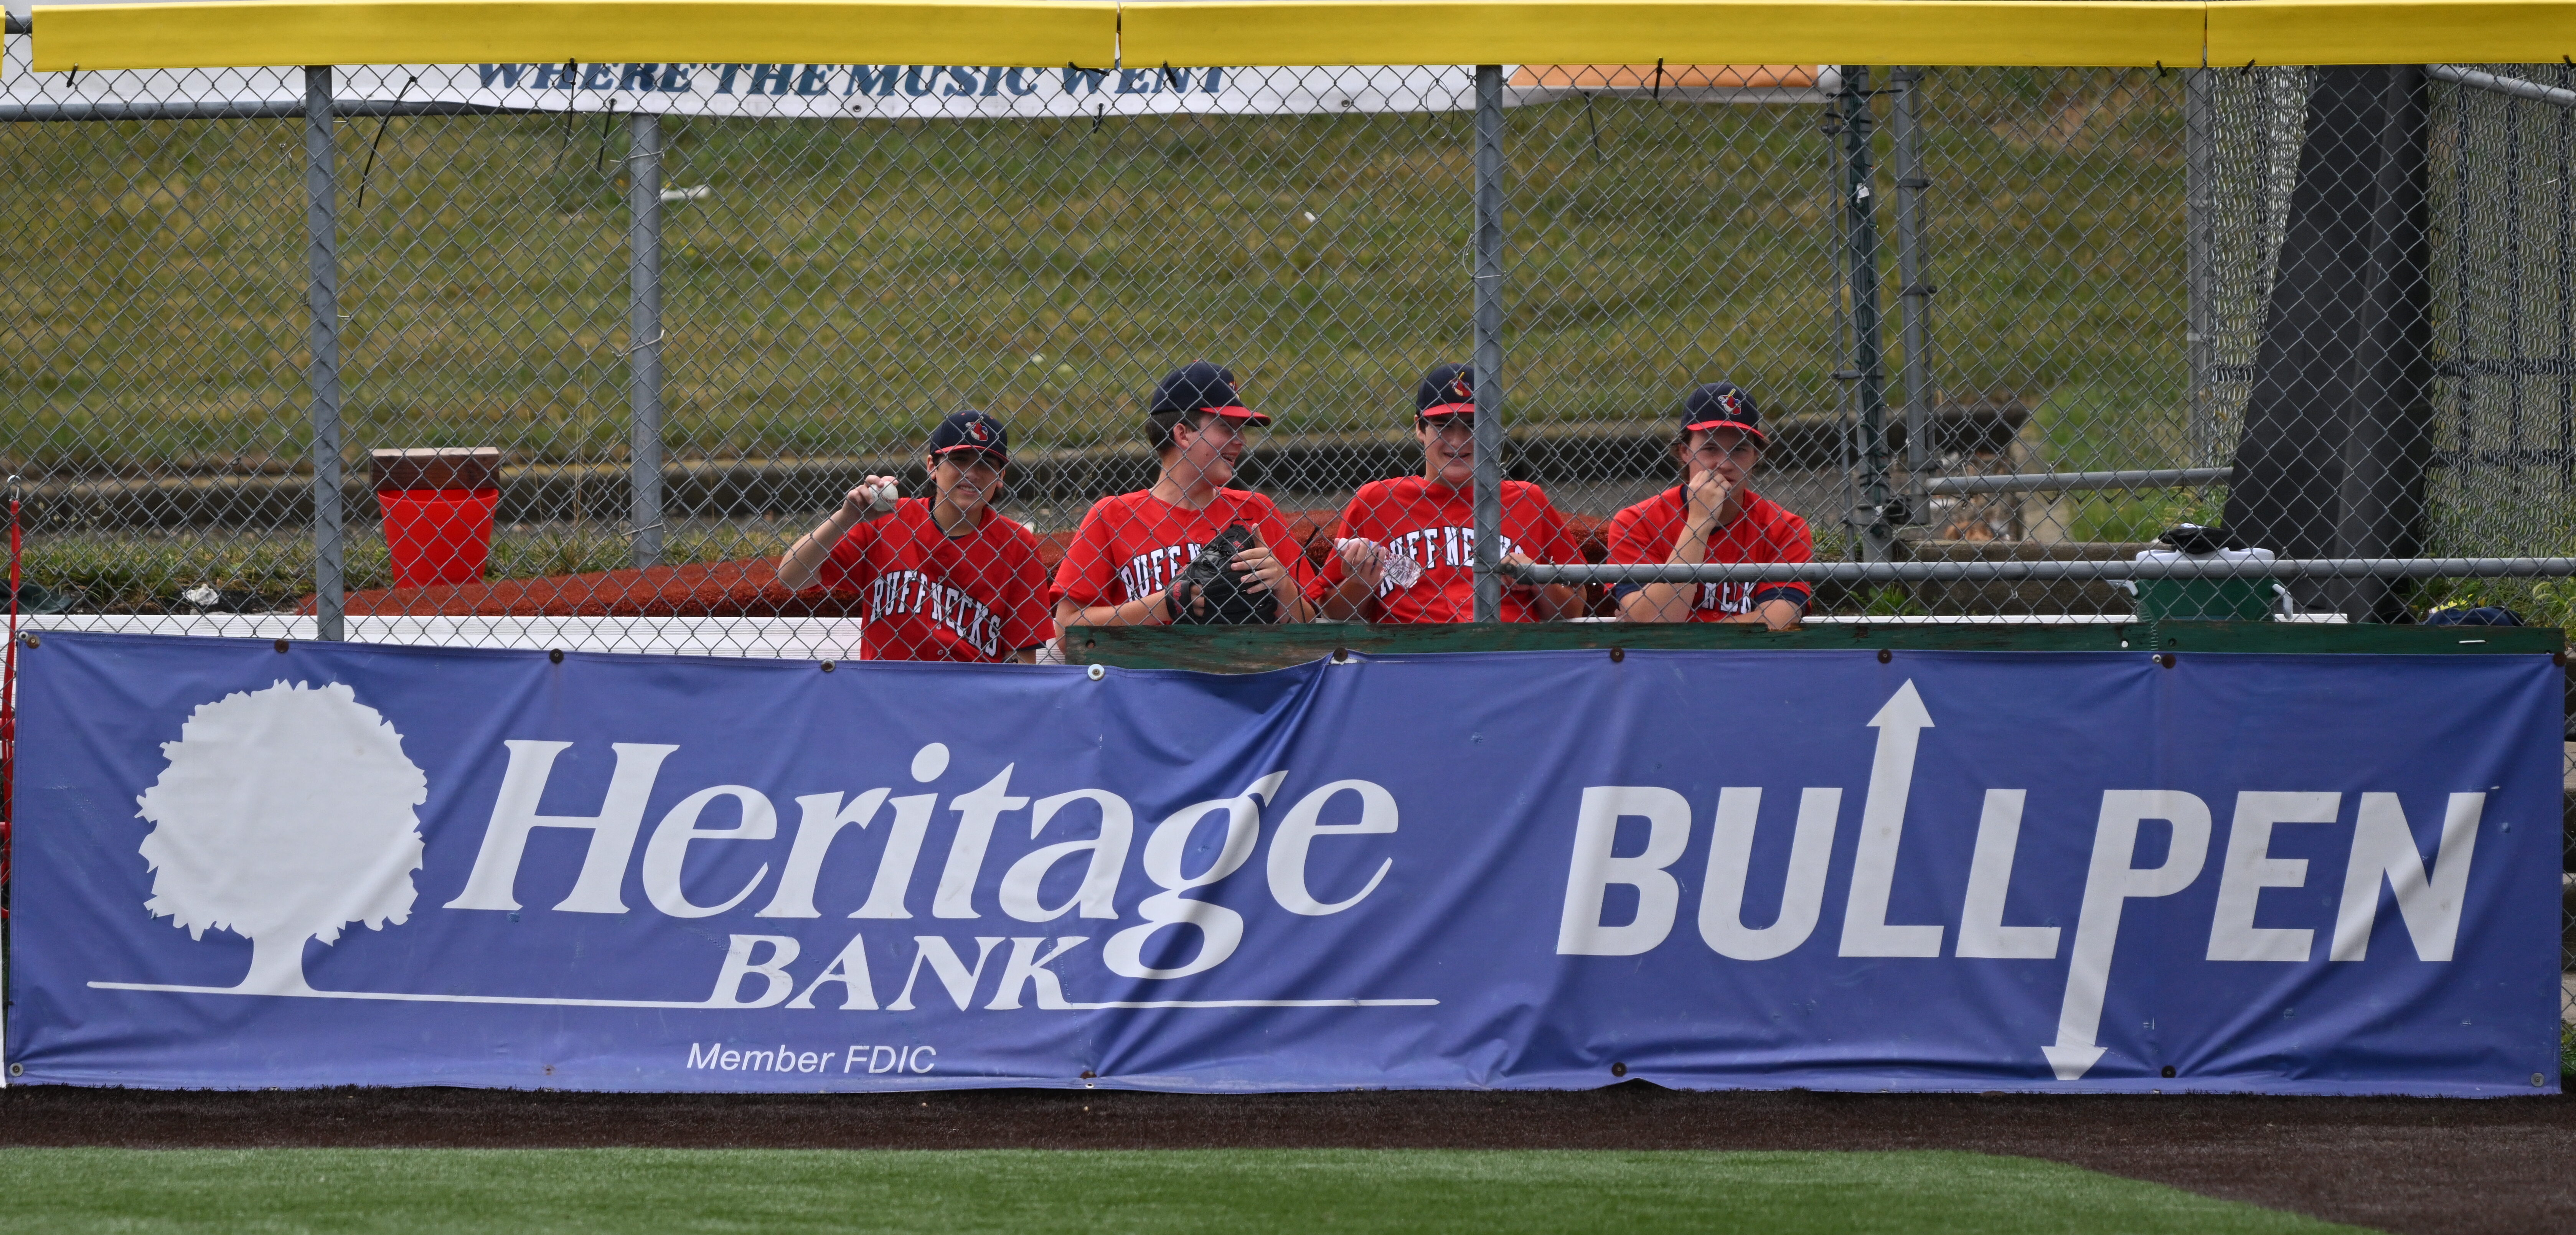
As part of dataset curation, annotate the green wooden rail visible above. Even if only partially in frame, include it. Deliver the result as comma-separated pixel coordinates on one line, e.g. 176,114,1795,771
1064,620,2568,674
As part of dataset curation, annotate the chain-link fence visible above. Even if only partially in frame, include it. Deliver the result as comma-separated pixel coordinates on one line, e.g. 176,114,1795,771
6,50,2576,650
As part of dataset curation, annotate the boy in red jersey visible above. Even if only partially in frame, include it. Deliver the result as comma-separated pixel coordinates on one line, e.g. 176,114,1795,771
777,410,1051,662
1053,362,1317,631
1309,363,1583,623
1608,382,1813,630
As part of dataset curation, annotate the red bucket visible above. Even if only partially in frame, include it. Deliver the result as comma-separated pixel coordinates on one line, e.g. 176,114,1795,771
378,488,499,589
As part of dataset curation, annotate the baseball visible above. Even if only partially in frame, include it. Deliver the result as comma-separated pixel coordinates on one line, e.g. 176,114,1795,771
867,483,898,513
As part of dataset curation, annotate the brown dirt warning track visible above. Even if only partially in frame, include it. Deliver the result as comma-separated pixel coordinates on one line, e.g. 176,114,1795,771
0,1085,2567,1234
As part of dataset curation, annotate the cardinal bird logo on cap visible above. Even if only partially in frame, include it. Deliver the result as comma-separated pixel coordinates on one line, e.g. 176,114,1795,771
1719,391,1742,417
1450,373,1473,402
968,420,992,442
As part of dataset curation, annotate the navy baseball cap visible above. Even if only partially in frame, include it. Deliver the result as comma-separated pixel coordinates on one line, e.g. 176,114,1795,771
927,409,1008,462
2424,604,2526,627
1149,361,1269,424
1417,363,1476,420
1681,382,1765,444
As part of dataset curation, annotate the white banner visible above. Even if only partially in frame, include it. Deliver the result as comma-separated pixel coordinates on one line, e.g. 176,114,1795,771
2,40,1832,117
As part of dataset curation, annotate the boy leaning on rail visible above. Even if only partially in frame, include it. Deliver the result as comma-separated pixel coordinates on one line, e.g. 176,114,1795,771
1608,383,1814,631
1051,361,1318,634
775,410,1053,662
1309,363,1583,623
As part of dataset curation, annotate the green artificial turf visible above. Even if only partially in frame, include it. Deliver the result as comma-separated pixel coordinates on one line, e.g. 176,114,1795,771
0,1148,2362,1234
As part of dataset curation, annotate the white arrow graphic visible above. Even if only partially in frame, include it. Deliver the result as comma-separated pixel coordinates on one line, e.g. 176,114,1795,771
2044,790,2212,1081
1837,679,1945,957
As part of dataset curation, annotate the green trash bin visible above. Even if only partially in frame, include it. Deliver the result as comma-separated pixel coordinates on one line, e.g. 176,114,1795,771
2127,548,2278,622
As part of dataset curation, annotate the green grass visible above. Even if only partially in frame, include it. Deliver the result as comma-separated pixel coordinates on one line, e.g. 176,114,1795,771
0,69,2190,477
0,69,2242,608
2061,486,2228,546
0,1148,2362,1235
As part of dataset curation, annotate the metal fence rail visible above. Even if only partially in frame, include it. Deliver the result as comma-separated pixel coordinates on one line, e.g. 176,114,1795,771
1515,556,2576,585
1919,467,2234,496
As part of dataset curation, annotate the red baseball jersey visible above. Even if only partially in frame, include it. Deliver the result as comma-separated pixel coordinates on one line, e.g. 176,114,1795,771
814,498,1052,661
1606,485,1814,618
1306,477,1581,623
1052,488,1315,620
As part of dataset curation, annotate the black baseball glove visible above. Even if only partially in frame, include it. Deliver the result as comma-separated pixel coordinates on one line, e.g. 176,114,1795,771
1168,523,1278,625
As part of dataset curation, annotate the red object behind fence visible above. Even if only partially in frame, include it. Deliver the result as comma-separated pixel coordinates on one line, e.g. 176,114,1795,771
371,447,503,590
378,488,500,589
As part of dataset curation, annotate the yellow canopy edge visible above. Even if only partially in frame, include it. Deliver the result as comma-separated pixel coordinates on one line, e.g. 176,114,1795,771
2205,1,2576,66
28,0,1119,71
27,0,2576,73
1122,2,2205,69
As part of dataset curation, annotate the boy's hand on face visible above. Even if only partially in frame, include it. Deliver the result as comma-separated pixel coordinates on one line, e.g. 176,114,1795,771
1684,468,1735,530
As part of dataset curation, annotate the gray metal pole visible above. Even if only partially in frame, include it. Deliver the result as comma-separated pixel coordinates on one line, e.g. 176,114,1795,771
305,65,345,641
1510,556,2576,586
1888,66,1934,516
627,110,665,569
1840,66,1897,563
2427,63,2576,109
1472,64,1506,623
1920,466,2235,497
1828,76,1858,549
2184,68,2217,468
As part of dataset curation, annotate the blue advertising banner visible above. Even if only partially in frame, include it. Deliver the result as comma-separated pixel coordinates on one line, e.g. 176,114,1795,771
7,632,2564,1095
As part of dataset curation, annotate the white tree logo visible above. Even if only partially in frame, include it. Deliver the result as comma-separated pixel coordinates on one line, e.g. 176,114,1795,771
134,680,429,994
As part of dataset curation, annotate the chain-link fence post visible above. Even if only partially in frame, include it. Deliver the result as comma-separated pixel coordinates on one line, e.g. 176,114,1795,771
1839,65,1896,563
627,110,664,571
305,64,346,640
2186,67,2220,468
1473,63,1506,623
1888,66,1934,513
